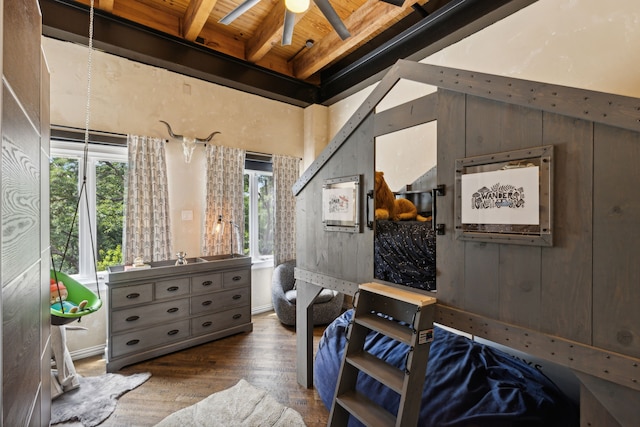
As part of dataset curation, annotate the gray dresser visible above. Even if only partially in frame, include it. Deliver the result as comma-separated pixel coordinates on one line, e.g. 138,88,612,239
105,256,252,372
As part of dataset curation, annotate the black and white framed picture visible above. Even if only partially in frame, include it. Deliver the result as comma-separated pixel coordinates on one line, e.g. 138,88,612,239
455,145,553,246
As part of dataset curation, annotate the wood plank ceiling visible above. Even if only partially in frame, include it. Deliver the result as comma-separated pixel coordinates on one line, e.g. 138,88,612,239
41,0,537,106
72,0,435,82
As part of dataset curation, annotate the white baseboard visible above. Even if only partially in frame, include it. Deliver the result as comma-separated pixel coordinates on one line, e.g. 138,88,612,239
70,344,106,361
252,304,273,315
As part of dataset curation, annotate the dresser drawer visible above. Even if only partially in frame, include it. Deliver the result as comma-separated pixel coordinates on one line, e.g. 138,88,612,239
190,287,250,315
191,305,251,336
111,298,190,333
155,277,190,299
110,319,190,358
222,269,250,288
191,272,223,294
111,283,153,308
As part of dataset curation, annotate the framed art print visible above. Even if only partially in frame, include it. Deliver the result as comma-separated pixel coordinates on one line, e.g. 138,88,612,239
322,175,361,232
455,145,553,246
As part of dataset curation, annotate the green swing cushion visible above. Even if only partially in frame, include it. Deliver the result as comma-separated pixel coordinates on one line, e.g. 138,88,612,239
50,270,102,324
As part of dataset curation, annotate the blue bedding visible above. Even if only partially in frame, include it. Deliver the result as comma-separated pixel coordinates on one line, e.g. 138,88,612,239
314,310,578,427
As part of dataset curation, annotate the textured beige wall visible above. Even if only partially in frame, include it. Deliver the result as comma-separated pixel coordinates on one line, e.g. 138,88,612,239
43,0,640,335
43,37,304,259
423,0,640,98
325,0,640,194
329,0,640,136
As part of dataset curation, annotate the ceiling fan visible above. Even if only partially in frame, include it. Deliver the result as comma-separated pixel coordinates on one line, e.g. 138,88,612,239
219,0,351,46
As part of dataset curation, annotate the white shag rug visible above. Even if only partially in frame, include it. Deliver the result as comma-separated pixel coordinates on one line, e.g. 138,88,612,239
51,372,151,427
154,379,306,427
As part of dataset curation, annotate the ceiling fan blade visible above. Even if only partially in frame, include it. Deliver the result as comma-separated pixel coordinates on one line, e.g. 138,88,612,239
313,0,350,40
219,0,262,25
282,10,296,46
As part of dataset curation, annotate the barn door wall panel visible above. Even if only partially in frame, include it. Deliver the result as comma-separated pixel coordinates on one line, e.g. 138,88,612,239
540,113,593,344
463,242,499,318
296,113,375,284
1,0,47,424
435,89,466,306
3,0,41,127
580,383,622,427
593,123,640,359
462,96,543,323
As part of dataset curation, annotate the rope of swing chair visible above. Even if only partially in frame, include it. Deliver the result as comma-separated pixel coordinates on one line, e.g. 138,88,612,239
52,0,102,308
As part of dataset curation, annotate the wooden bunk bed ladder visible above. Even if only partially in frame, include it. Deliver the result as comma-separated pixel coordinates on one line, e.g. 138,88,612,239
328,282,437,427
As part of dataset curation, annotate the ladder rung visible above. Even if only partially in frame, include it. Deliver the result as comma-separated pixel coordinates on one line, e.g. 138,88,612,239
355,313,413,345
360,282,436,307
347,352,405,394
336,390,396,427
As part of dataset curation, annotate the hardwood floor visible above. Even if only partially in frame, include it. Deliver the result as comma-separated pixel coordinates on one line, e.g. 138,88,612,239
70,311,330,426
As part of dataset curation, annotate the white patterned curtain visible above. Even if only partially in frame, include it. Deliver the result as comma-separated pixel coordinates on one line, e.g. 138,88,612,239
124,135,172,264
273,154,300,266
202,145,246,256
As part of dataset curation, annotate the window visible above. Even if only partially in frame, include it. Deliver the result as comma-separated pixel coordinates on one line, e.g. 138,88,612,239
244,166,274,263
50,140,127,277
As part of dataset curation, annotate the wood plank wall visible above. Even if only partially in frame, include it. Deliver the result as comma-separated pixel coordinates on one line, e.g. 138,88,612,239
592,124,640,357
295,61,640,424
436,92,640,358
296,114,375,284
438,95,595,343
2,0,50,425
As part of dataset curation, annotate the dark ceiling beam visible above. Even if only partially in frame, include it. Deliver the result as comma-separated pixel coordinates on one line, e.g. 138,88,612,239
319,0,538,105
40,0,320,107
41,0,536,107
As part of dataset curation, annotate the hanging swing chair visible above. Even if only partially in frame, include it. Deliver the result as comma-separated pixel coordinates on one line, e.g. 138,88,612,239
50,0,103,326
50,270,102,326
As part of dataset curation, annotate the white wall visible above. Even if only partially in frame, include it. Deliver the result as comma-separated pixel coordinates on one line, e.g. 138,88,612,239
329,0,640,128
43,37,305,260
326,0,640,195
47,0,640,355
43,37,306,354
423,0,640,98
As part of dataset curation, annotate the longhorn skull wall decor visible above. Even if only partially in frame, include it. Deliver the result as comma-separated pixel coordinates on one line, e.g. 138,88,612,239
160,120,221,163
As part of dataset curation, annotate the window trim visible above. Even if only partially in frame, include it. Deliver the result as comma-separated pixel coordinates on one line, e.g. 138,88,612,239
244,168,274,266
50,140,128,279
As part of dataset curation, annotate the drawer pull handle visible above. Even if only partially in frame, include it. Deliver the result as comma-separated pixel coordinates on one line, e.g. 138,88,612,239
167,286,179,292
233,314,242,320
126,315,140,322
232,276,242,281
202,321,213,327
126,293,140,299
232,294,242,300
167,329,179,336
167,307,179,313
126,339,140,346
202,280,213,287
202,300,213,306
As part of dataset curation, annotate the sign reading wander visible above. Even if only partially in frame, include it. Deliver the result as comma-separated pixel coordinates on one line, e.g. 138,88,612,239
461,166,540,225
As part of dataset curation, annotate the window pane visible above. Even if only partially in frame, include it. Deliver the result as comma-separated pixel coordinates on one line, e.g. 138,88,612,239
257,174,273,256
50,157,80,274
96,160,127,271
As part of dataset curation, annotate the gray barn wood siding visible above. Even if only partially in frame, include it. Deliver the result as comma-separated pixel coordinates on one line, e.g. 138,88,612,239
296,113,375,284
2,1,51,424
295,61,640,424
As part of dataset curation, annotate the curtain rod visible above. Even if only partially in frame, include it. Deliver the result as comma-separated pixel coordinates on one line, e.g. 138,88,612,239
50,125,128,146
51,125,127,138
52,126,301,160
